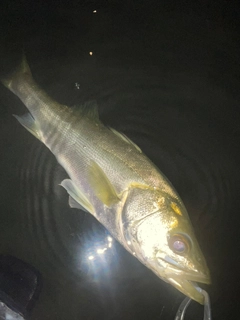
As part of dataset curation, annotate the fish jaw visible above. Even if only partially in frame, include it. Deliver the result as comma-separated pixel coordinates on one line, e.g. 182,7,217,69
168,277,207,304
158,262,211,304
153,249,211,304
130,243,210,304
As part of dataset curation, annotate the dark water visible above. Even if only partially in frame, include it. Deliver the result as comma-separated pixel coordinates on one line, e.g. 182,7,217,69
0,1,240,319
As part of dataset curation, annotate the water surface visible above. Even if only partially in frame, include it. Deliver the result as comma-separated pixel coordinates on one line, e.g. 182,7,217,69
0,2,239,319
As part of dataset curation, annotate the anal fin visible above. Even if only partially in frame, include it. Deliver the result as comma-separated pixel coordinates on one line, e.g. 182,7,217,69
69,196,88,212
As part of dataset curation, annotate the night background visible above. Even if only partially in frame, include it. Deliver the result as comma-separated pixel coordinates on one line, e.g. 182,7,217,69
0,0,240,319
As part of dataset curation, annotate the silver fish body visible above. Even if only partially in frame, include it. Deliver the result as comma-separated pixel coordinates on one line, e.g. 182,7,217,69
2,57,210,304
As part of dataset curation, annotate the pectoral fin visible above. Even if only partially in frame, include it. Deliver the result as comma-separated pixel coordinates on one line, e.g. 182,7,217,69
88,161,119,207
14,113,42,141
68,196,88,212
60,179,94,214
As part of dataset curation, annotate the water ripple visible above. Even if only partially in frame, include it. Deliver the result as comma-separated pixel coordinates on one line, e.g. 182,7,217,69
13,88,237,310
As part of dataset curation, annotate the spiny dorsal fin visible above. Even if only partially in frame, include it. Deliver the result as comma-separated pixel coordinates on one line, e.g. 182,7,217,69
109,127,142,153
72,100,101,123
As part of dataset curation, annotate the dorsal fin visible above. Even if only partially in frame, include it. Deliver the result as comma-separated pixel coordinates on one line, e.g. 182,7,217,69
1,52,32,91
72,100,101,123
109,127,142,153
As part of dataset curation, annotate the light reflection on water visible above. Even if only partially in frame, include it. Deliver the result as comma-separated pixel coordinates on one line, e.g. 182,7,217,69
82,235,116,282
1,72,238,319
0,6,239,318
87,235,113,261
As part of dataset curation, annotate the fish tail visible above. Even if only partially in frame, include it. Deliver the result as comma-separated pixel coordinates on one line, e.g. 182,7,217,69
1,53,32,92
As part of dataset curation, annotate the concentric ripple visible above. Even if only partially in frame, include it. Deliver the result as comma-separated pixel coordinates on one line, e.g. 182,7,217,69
12,74,238,309
17,136,121,282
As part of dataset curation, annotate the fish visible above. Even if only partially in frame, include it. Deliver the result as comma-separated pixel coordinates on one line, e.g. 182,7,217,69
1,56,210,304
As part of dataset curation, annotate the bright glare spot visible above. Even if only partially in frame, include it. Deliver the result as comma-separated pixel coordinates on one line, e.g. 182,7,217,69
169,278,181,288
127,241,131,245
93,10,97,13
133,252,136,255
97,247,107,254
86,235,114,262
89,52,93,56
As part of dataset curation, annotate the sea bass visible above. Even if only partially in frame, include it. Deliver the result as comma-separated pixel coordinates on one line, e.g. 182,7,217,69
1,57,210,304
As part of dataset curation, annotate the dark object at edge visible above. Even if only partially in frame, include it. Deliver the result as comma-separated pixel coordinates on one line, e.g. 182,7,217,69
0,255,42,318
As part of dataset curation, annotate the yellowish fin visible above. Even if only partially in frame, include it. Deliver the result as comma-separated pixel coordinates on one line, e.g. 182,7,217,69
88,161,119,207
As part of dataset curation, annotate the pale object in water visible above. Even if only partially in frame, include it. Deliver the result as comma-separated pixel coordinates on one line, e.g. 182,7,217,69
1,55,211,304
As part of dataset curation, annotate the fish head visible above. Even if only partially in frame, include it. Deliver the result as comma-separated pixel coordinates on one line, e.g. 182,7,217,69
121,187,210,304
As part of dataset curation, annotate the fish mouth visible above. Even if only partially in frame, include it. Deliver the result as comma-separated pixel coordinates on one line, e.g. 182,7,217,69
156,257,211,304
167,273,210,304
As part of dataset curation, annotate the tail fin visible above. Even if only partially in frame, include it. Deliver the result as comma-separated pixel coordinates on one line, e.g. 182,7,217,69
1,53,32,91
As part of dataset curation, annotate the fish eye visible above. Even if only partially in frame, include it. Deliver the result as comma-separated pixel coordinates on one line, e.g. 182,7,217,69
168,234,191,256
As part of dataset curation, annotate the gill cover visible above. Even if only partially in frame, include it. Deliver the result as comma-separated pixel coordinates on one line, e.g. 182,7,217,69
120,186,166,258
